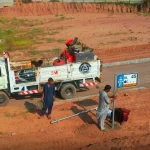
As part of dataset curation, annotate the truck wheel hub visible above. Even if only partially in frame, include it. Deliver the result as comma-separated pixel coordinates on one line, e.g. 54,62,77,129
0,96,5,104
65,88,72,96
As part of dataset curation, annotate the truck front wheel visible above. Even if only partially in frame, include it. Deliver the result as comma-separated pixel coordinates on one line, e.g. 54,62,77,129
60,83,76,99
0,92,9,106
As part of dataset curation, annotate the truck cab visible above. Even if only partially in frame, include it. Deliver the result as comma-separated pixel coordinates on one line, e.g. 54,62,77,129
0,57,9,106
0,57,8,90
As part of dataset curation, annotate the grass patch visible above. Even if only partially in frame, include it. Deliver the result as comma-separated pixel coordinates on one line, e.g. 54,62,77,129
0,29,16,39
3,112,12,117
49,15,73,23
49,31,59,35
29,50,41,56
45,38,55,43
113,32,127,35
55,13,59,17
0,17,10,24
35,41,43,44
43,49,52,52
0,28,34,52
59,15,66,21
4,38,34,51
0,17,66,54
52,48,60,55
108,41,121,44
56,38,66,43
144,12,150,16
3,110,29,117
0,43,7,53
19,110,29,115
137,12,150,16
30,28,44,36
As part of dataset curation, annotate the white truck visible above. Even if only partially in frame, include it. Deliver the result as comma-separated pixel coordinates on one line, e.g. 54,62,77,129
0,52,102,106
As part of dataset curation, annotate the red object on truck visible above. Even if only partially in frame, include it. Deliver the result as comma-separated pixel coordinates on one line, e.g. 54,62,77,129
53,59,65,66
61,50,74,63
65,39,73,46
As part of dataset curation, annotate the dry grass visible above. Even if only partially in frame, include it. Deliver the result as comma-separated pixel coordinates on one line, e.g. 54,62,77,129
0,16,71,54
2,110,29,117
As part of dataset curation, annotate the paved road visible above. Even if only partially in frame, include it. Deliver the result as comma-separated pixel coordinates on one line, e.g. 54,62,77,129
103,61,150,88
8,62,150,107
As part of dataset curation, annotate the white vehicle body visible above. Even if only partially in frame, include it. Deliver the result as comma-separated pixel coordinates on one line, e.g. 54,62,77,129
0,57,102,106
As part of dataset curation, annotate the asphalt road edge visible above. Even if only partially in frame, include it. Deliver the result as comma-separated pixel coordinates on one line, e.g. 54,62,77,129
54,87,146,105
103,58,150,67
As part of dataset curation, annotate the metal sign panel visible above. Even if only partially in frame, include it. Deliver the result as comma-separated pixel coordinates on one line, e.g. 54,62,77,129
117,73,138,89
112,72,138,129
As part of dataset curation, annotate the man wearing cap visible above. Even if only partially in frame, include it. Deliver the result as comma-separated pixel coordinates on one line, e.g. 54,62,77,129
38,78,56,119
96,85,116,131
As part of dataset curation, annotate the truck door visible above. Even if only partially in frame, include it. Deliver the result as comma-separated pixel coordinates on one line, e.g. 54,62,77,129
0,66,7,90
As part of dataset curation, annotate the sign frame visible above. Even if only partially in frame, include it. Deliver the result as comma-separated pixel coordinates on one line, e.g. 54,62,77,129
116,72,139,89
112,72,139,129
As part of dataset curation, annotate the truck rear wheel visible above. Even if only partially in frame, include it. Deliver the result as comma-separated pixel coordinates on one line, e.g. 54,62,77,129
60,83,76,99
0,92,9,106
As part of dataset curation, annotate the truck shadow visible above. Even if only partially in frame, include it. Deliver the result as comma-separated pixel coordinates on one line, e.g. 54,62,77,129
14,92,62,100
24,101,41,115
13,94,42,100
70,99,98,125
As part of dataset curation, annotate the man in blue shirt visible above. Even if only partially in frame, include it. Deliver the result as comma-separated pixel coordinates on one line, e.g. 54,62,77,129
38,78,56,119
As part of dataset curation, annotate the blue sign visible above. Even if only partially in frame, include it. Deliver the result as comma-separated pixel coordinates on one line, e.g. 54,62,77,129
117,74,124,88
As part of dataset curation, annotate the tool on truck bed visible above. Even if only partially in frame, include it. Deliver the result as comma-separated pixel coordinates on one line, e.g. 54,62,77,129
53,37,95,66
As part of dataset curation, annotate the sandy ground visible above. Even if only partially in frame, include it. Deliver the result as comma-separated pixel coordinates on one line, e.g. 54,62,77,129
7,12,150,62
0,3,150,62
0,2,143,16
0,3,150,149
0,89,150,150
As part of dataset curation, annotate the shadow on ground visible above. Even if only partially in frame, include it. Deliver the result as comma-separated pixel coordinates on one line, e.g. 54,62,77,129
13,94,42,100
13,92,61,100
24,101,41,115
74,99,98,107
70,99,98,124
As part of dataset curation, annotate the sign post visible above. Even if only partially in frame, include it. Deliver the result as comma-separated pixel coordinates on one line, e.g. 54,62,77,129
112,72,138,128
112,74,117,128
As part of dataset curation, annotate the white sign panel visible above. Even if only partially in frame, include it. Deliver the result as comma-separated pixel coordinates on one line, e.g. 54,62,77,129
124,73,138,87
117,73,138,88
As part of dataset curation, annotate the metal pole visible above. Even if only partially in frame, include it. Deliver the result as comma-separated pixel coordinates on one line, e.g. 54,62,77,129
51,107,97,124
112,74,117,128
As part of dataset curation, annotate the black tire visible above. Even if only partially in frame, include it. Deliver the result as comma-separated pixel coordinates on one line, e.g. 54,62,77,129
60,83,76,99
0,92,9,106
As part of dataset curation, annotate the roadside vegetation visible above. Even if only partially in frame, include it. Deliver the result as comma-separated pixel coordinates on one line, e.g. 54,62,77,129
0,15,72,57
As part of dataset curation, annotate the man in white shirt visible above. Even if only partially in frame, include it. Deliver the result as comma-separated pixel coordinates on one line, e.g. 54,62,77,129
96,85,116,132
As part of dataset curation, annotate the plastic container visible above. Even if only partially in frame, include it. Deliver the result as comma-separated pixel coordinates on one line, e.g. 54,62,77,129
53,59,65,66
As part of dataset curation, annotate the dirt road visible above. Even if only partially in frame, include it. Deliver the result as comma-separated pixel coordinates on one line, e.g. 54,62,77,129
0,3,150,149
0,62,149,150
0,88,150,150
7,61,150,108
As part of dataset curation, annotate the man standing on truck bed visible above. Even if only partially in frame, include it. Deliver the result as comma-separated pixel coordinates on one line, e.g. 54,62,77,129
38,78,56,119
96,85,116,132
